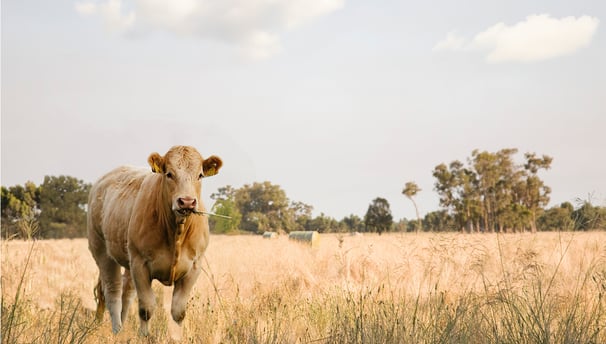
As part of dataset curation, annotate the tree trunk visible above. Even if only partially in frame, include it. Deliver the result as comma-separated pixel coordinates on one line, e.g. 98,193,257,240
412,199,421,232
483,201,490,233
531,209,537,233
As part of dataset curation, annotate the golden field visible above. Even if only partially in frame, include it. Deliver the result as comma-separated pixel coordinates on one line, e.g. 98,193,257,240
2,232,606,343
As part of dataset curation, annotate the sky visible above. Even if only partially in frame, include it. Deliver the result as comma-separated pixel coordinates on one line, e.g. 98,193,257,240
2,0,605,221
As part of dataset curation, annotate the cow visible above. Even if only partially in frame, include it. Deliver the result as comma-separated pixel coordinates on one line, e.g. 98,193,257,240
87,145,222,336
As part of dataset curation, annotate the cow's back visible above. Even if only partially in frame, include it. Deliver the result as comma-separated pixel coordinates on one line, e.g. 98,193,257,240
88,166,149,268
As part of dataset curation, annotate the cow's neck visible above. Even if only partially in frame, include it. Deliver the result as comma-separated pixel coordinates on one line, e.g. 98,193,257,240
168,215,194,285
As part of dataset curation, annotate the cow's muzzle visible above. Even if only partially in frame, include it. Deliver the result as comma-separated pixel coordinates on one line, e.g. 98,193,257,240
175,197,197,216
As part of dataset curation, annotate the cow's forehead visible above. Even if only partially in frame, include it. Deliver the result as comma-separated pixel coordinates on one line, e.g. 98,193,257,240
165,146,203,171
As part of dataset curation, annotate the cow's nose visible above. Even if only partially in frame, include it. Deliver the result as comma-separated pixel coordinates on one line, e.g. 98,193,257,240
177,197,197,210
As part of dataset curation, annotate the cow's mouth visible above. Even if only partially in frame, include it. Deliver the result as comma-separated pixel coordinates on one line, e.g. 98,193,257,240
175,208,195,217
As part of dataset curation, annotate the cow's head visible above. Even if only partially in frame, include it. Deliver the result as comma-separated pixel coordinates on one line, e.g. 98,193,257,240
147,146,222,218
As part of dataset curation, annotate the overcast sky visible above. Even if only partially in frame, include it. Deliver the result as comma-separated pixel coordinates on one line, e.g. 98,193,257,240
2,0,605,220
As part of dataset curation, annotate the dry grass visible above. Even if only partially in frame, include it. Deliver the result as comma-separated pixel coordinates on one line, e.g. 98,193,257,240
2,232,606,343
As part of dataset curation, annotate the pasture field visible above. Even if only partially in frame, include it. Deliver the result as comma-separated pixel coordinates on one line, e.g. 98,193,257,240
2,232,606,343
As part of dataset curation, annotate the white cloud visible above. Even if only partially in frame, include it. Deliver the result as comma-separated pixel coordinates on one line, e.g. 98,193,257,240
434,14,599,63
243,31,282,60
75,0,345,59
75,0,136,33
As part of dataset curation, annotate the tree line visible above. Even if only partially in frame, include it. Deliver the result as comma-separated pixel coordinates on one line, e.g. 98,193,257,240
2,148,605,239
407,148,605,232
2,176,90,238
208,182,395,235
433,148,553,232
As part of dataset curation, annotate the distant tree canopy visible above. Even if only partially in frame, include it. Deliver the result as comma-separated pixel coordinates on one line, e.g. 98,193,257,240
432,148,553,233
235,181,293,233
209,198,242,234
2,147,605,238
402,181,422,232
571,200,606,231
422,210,456,232
209,182,384,234
2,176,90,239
537,202,575,231
364,197,393,235
1,182,40,239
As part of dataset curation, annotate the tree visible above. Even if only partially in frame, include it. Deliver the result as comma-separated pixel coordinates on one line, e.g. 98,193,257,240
38,175,91,238
572,199,606,230
433,148,553,233
471,149,512,232
306,212,338,233
1,182,40,238
537,202,574,231
215,182,319,234
521,153,553,232
210,185,237,202
234,181,292,233
402,181,422,232
364,197,393,235
290,201,314,231
393,218,409,232
341,214,364,233
3,177,92,239
209,185,242,233
433,161,482,232
423,210,455,232
209,198,242,234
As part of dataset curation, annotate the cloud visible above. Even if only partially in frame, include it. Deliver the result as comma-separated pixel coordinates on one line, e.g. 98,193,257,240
434,14,599,63
75,0,136,33
75,0,345,59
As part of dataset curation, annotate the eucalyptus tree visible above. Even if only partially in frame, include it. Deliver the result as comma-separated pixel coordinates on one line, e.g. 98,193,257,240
402,181,422,232
521,153,553,232
433,148,553,232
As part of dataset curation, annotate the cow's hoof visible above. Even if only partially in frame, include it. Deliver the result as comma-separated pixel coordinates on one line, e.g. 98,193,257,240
138,323,150,337
111,324,122,334
171,309,186,324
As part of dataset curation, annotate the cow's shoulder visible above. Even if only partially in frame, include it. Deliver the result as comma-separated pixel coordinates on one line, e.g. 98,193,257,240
89,166,149,216
95,166,147,190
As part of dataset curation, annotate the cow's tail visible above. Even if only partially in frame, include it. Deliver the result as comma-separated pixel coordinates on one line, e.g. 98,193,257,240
93,277,105,321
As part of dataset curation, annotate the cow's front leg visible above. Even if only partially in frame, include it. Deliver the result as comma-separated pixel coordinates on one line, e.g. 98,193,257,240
171,261,202,324
130,257,155,336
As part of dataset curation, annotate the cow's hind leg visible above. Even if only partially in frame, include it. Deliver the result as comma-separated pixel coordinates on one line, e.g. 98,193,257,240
120,269,136,325
94,277,106,321
98,256,124,333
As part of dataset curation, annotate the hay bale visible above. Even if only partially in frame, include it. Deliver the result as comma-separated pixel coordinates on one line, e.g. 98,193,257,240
263,231,278,239
288,231,320,248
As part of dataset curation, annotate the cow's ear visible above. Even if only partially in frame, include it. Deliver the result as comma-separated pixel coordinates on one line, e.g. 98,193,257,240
202,155,223,177
148,152,165,173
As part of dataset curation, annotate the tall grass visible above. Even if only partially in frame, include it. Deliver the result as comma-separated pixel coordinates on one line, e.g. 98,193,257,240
1,241,98,344
1,232,605,343
1,241,35,343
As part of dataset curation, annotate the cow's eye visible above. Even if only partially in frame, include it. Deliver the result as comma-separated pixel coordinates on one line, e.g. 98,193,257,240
166,172,174,179
198,173,204,180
